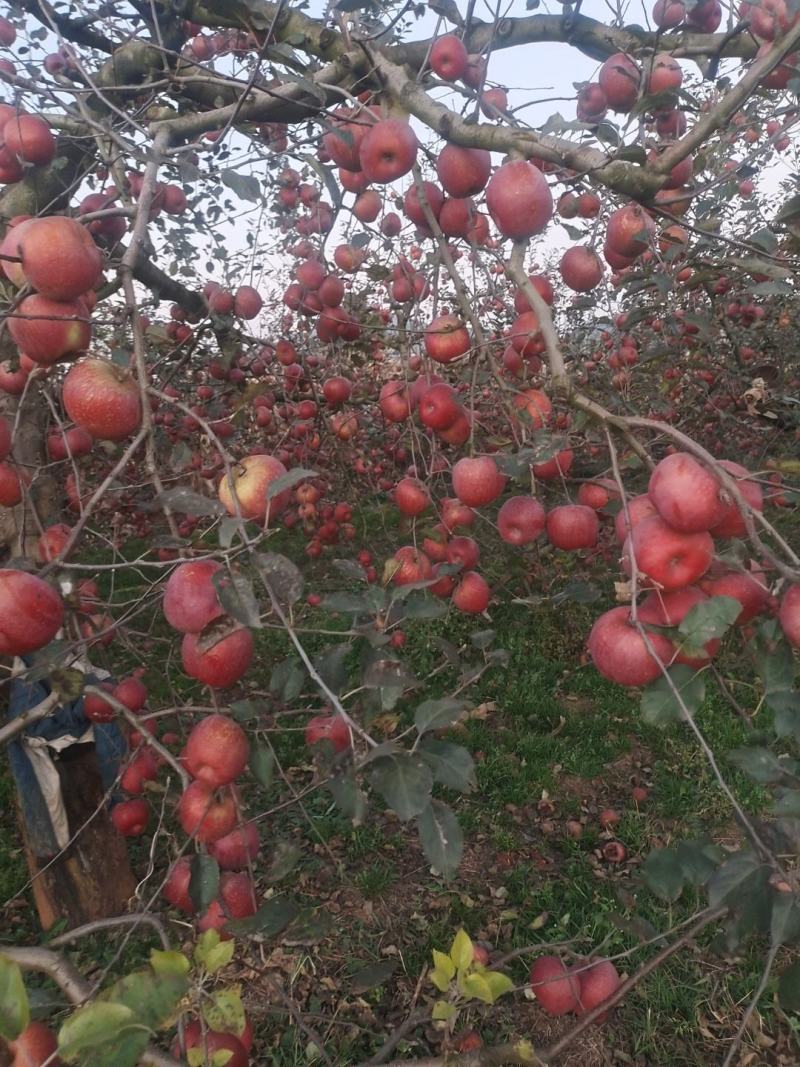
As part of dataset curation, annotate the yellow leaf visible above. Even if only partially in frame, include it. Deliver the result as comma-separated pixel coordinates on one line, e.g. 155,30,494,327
430,967,452,993
458,971,493,1003
513,1038,537,1062
431,1000,457,1022
484,971,515,1002
449,929,473,972
149,950,190,978
432,949,455,980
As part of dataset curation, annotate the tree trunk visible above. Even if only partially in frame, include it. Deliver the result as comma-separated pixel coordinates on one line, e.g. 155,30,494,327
18,743,137,931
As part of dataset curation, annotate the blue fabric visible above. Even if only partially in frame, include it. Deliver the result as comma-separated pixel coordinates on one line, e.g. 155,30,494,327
6,668,126,858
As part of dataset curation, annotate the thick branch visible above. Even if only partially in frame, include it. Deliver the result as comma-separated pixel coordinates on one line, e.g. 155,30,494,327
18,0,115,54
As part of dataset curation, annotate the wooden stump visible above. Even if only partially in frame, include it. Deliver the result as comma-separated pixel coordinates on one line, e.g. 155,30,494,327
18,742,136,931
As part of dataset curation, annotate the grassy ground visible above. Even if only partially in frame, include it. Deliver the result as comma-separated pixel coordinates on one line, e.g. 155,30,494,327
1,515,798,1067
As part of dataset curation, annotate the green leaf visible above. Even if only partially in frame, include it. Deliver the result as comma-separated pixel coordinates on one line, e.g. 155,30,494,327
675,839,723,885
58,1003,136,1061
363,657,417,690
419,739,476,793
267,467,318,500
202,986,246,1037
640,666,705,727
282,908,333,944
414,697,466,735
776,194,800,223
249,744,274,789
707,853,769,910
212,572,262,629
771,892,800,947
321,592,375,615
400,593,448,619
265,841,303,883
0,954,29,1040
314,643,351,694
154,487,225,518
269,658,305,703
773,790,800,817
779,959,800,1010
257,552,303,607
678,596,740,654
149,950,190,978
96,968,187,1038
189,854,220,915
769,689,800,739
194,930,235,974
348,960,398,994
728,746,796,784
449,929,474,971
226,896,298,938
418,801,464,880
370,752,432,821
220,169,261,203
642,848,685,902
328,770,367,824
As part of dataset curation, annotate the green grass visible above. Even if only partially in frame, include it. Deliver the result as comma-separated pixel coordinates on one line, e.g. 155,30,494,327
0,522,796,1067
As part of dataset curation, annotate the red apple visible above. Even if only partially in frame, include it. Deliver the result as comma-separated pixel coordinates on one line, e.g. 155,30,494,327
429,34,469,80
0,570,63,656
8,215,102,299
7,1021,61,1067
436,144,491,198
395,477,431,517
172,1022,248,1067
614,493,658,543
209,821,261,869
162,856,194,912
181,626,254,689
112,798,150,836
486,160,554,239
452,456,506,507
546,505,599,550
305,713,352,751
178,781,237,843
623,515,714,590
9,294,91,364
588,606,674,686
530,956,580,1016
218,454,290,523
359,118,418,183
452,571,490,613
648,452,725,533
559,245,604,291
598,52,640,111
708,460,763,539
779,585,800,648
62,358,142,441
163,560,224,633
446,535,480,570
184,714,250,787
424,314,471,363
3,114,56,165
576,958,620,1014
497,496,546,545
